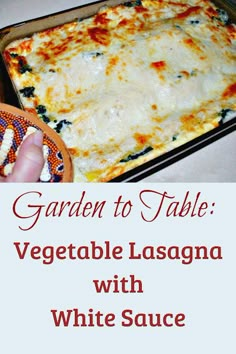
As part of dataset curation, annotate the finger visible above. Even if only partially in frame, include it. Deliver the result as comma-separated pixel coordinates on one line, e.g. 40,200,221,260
6,130,45,182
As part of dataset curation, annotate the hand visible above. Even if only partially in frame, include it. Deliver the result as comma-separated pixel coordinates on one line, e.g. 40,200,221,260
0,131,45,182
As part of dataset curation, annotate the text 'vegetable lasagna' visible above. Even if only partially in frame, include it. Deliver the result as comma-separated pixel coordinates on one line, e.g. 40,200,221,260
3,0,236,181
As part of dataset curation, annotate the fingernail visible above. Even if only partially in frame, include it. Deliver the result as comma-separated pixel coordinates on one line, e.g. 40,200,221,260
33,130,44,147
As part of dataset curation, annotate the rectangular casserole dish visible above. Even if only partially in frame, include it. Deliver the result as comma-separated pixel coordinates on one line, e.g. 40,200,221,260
0,0,235,182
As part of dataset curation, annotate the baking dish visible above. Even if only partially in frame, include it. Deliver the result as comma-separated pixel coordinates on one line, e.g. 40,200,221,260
0,0,235,182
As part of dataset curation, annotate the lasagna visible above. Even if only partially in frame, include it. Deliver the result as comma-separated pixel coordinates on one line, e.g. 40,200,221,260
3,0,236,182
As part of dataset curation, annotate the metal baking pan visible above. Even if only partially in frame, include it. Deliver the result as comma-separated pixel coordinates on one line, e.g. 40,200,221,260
0,0,235,182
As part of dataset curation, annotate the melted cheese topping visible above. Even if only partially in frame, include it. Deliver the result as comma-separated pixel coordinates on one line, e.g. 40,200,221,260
4,0,236,181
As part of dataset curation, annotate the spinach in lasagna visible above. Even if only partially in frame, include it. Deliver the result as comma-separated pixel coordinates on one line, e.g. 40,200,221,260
3,0,236,181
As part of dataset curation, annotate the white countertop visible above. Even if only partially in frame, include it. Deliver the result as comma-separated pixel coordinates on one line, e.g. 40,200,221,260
0,0,235,182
